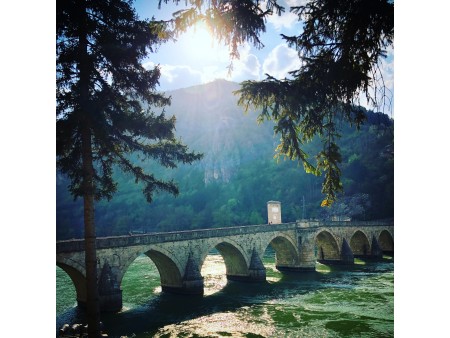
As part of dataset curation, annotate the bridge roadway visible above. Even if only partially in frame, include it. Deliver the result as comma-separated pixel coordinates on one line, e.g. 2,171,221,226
57,220,394,312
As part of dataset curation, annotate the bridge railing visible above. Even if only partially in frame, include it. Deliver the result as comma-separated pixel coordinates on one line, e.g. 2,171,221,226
56,219,393,253
297,219,394,228
56,222,299,253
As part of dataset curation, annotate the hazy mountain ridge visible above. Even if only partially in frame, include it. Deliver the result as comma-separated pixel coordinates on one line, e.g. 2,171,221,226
57,79,393,239
163,79,277,184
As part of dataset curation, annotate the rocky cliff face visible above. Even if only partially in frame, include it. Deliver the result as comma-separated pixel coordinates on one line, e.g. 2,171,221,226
57,79,394,238
164,79,275,185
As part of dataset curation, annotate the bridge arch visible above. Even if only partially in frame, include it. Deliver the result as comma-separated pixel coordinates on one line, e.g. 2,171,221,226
263,233,299,267
56,262,87,307
315,230,340,261
56,256,86,277
116,246,183,288
378,230,394,254
201,238,249,279
143,247,183,291
350,230,371,257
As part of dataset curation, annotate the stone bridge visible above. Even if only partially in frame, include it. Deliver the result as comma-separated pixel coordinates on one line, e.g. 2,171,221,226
56,220,394,312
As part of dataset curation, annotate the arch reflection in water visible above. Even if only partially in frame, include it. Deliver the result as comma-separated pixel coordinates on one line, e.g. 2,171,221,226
201,249,227,295
57,256,394,337
121,255,161,309
56,266,77,314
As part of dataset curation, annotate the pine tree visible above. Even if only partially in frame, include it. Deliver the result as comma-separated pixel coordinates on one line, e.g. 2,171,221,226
56,1,202,336
162,0,393,206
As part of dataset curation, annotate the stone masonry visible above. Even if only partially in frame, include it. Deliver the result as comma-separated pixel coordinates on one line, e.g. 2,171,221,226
57,220,394,312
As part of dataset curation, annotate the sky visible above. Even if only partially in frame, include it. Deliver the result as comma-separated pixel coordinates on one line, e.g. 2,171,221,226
133,0,394,115
3,1,450,337
133,0,305,90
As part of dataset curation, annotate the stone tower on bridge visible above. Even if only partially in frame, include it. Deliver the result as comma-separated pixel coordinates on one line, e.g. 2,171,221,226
267,201,282,224
57,219,394,312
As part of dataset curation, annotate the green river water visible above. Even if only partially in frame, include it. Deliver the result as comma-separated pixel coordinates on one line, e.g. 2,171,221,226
56,251,394,337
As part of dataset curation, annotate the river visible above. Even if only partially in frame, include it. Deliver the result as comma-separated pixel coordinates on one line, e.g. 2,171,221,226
56,250,394,337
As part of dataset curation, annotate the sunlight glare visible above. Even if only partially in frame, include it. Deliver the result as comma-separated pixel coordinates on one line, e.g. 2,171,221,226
180,21,231,82
186,21,227,61
201,253,227,295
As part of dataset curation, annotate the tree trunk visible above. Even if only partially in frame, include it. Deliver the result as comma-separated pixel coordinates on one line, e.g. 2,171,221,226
78,0,101,336
82,124,101,338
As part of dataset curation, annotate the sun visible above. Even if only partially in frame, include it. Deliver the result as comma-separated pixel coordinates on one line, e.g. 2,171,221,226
183,21,229,64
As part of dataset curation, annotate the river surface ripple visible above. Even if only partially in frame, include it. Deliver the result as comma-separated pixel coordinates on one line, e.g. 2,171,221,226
56,252,394,338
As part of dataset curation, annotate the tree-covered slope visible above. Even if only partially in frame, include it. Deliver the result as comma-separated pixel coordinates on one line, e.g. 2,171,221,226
57,80,393,240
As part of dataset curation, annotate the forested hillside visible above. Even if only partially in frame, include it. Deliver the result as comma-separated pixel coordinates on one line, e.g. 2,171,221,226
57,80,393,240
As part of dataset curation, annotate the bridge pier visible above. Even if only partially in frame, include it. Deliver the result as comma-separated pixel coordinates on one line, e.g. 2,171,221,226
67,261,123,313
99,291,122,312
318,238,354,266
352,236,385,260
76,293,122,313
227,248,266,282
57,220,394,312
98,262,122,312
369,235,383,259
247,248,266,282
161,281,204,295
273,251,317,272
275,265,316,272
161,253,204,295
340,238,354,264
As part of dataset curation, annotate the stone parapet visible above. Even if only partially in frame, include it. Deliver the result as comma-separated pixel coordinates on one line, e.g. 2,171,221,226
57,219,394,313
57,222,299,253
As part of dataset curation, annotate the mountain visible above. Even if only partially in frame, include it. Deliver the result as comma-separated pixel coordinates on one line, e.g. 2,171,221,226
56,79,394,240
163,80,277,184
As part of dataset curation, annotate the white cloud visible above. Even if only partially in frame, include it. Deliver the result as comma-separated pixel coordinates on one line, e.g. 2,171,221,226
160,65,204,91
257,0,307,32
199,65,227,84
285,0,307,6
142,60,156,69
143,61,204,91
380,46,394,89
227,43,262,81
240,54,261,77
260,0,300,31
147,42,263,91
356,45,394,115
374,46,394,115
266,11,298,31
357,50,394,117
262,44,301,79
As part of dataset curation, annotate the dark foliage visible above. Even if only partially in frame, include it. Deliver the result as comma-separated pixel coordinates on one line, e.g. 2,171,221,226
159,0,394,205
57,1,201,335
57,81,393,240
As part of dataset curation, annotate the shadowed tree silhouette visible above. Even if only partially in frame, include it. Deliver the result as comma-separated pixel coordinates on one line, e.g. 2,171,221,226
57,0,202,336
160,0,394,206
